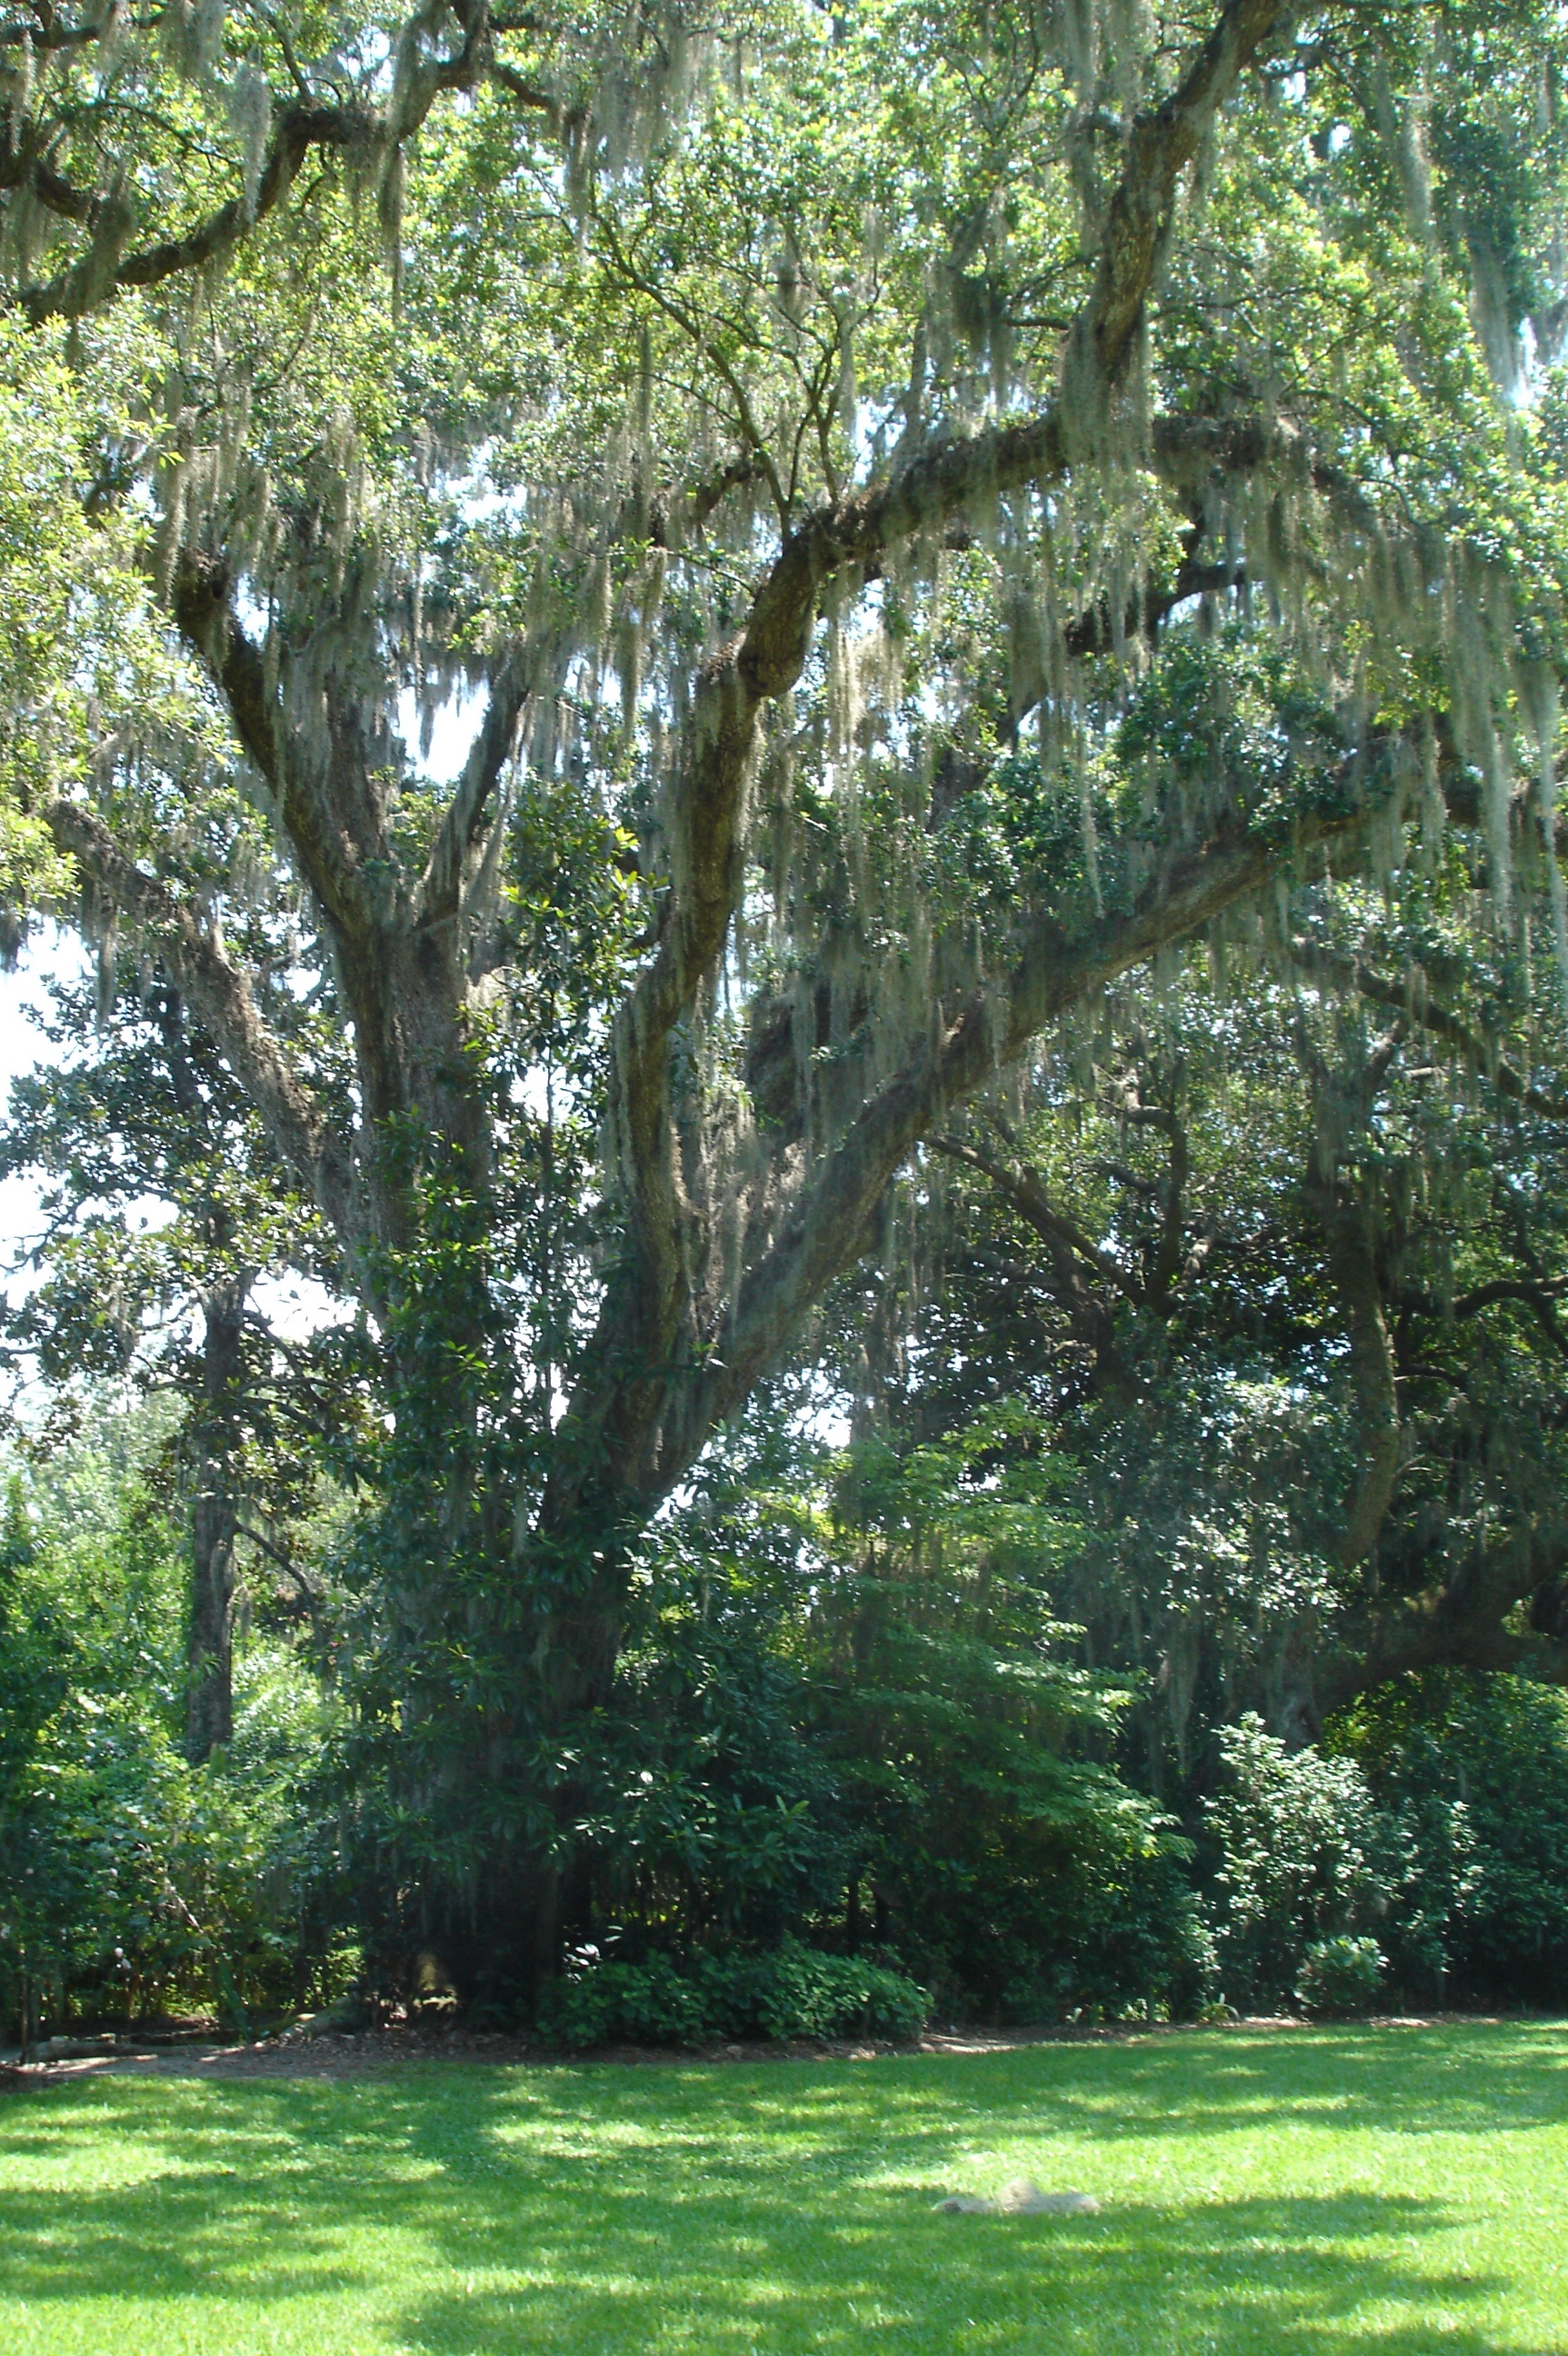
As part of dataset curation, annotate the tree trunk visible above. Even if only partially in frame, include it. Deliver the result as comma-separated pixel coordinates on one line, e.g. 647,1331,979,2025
185,1278,247,1762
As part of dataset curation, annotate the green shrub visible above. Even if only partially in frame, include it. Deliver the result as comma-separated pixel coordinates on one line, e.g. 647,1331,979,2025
754,1943,927,2041
0,1433,350,2038
1330,1672,1568,2006
1203,1715,1396,2010
979,1832,1216,2025
548,1427,1209,2028
0,1643,347,2034
538,1955,709,2050
1295,1935,1384,2017
538,1941,927,2051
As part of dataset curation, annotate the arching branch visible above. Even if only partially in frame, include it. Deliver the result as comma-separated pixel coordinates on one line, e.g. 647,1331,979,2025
20,101,370,324
1312,1532,1568,1717
11,2,561,325
619,0,1306,1056
583,0,1298,1507
169,551,387,952
665,766,1378,1483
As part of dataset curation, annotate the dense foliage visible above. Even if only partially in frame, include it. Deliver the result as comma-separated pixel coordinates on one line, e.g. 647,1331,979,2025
0,1412,350,2047
538,1942,929,2050
1335,1672,1568,2006
9,1390,1568,2044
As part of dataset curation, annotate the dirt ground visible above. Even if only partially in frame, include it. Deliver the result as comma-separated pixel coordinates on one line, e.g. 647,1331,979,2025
0,2012,1484,2087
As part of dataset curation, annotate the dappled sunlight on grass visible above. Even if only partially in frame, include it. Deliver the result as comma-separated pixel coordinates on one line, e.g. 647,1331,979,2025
1,2022,1565,2351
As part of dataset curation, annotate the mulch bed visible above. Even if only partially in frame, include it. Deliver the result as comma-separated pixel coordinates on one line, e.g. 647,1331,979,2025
0,2011,1505,2086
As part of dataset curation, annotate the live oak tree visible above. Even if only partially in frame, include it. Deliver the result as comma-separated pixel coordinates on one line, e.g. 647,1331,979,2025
5,0,1568,1988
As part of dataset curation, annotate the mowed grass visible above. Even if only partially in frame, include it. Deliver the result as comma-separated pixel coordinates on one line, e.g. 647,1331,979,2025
1,2022,1566,2355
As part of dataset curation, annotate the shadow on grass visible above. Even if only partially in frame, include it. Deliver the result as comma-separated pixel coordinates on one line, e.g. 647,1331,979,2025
1001,2017,1568,2143
0,2025,1563,2351
390,2186,1517,2356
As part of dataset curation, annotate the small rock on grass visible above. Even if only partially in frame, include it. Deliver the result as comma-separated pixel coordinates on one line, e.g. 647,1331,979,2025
935,2178,1101,2217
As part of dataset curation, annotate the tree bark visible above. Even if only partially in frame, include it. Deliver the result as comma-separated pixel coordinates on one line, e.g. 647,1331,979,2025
1309,1534,1568,1721
186,1278,248,1762
1317,1189,1403,1572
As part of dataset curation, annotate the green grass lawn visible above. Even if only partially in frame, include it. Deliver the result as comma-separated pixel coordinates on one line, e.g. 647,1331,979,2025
1,2022,1565,2354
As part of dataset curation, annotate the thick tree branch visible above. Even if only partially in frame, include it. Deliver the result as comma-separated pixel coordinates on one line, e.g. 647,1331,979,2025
0,14,100,52
1493,1184,1568,1358
612,145,1334,1172
1071,0,1293,393
20,101,369,324
684,782,1377,1463
169,548,491,1202
619,0,1302,1017
653,703,1536,1504
170,551,384,951
1453,1274,1568,1316
1059,556,1246,665
236,1515,316,1589
544,0,1482,1533
1312,1535,1568,1718
11,3,561,324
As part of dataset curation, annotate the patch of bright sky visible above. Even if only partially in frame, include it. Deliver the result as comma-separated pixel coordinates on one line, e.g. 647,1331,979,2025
0,928,99,1284
400,681,485,781
0,929,344,1363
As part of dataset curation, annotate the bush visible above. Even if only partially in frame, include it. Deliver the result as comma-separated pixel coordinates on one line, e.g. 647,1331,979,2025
567,1597,853,1952
1203,1715,1396,2010
0,1644,348,2035
975,1828,1215,2025
755,1943,927,2041
0,1437,350,2040
1295,1935,1384,2018
545,1435,1211,2027
1330,1672,1568,2006
538,1940,928,2051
